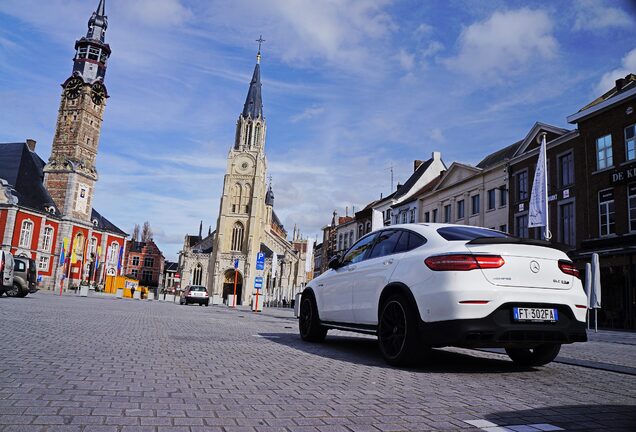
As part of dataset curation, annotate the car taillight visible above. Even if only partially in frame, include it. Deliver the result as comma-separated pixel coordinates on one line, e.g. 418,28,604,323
203,292,209,297
425,254,505,271
558,260,580,279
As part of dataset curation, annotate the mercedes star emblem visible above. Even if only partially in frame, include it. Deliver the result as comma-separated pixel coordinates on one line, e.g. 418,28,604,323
530,260,540,273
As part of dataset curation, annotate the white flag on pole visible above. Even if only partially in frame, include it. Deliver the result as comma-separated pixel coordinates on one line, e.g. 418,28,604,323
305,238,314,273
528,133,548,231
271,252,278,279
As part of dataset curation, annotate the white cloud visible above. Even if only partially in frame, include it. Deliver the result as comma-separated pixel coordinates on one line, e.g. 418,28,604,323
119,0,192,28
597,48,636,94
429,128,444,143
415,23,433,35
397,48,415,71
444,8,557,81
289,105,326,123
573,0,633,31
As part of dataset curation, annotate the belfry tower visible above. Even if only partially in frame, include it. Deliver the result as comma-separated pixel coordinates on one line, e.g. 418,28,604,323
44,0,110,221
209,42,271,305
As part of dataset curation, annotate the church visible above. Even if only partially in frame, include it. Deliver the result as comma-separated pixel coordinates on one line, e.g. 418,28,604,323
0,0,127,291
180,47,310,306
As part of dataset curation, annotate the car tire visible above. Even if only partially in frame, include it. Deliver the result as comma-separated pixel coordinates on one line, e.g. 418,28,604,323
505,344,561,366
205,301,209,307
299,293,327,342
5,283,20,298
378,294,424,366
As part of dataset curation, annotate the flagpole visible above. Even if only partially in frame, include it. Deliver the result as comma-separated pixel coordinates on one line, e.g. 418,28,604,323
541,133,551,241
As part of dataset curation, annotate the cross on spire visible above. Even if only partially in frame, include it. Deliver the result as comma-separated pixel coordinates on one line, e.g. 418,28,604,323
256,35,265,64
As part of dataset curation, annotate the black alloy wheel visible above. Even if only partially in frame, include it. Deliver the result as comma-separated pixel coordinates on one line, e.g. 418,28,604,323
505,344,561,366
378,294,424,366
5,283,20,298
298,294,327,342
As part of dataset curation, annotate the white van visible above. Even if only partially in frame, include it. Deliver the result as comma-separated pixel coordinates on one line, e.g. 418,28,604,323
1,250,15,293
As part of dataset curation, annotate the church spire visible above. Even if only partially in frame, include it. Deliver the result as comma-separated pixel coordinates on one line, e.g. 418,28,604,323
242,37,265,119
87,0,108,43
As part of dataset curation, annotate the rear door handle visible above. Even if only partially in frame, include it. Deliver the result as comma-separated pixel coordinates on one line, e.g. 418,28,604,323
383,259,394,265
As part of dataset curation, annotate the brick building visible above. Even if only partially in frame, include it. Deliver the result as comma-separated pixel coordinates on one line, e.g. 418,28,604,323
0,1,126,291
124,240,165,291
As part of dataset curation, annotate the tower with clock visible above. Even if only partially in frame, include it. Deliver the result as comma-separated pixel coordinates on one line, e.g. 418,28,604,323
44,0,110,222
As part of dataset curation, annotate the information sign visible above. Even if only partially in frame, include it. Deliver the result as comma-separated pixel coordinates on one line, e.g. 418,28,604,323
254,276,263,289
256,252,265,270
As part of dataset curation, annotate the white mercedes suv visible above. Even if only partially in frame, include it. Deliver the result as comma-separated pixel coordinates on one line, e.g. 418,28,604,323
299,224,588,366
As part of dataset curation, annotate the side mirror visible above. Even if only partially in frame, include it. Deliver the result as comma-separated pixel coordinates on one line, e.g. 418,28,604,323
328,255,342,270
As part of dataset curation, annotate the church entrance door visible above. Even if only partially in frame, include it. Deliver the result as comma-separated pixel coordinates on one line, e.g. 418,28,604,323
222,269,243,305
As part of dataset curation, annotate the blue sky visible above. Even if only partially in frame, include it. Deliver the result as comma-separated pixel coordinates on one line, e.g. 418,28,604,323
0,0,634,260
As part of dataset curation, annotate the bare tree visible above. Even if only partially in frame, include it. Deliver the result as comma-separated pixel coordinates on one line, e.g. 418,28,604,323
131,224,140,242
141,221,153,242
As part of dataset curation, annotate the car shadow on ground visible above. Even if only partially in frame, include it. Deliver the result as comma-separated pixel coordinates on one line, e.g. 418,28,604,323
484,404,636,431
259,332,536,373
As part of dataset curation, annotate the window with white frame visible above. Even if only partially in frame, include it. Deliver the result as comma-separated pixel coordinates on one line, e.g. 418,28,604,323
42,226,53,252
144,257,154,267
626,125,635,162
19,220,33,248
89,237,97,256
108,242,119,264
487,189,496,210
132,256,140,266
596,134,613,170
628,184,636,232
471,194,480,215
599,189,615,236
409,209,415,223
401,211,407,224
38,256,49,271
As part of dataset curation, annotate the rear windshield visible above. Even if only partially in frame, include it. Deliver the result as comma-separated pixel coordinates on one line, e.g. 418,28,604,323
437,226,512,241
190,286,206,292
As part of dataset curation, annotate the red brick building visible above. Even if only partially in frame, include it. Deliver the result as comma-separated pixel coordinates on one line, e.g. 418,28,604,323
0,2,126,291
124,240,165,290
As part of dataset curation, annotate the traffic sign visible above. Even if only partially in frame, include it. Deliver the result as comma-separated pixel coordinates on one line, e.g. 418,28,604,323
233,258,239,269
255,252,265,270
254,276,263,289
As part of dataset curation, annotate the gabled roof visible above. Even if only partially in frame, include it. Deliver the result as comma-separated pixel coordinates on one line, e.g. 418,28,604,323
191,232,214,254
0,142,59,215
91,208,126,236
434,162,482,191
567,74,636,124
394,158,433,200
393,174,444,207
476,140,522,169
512,122,570,157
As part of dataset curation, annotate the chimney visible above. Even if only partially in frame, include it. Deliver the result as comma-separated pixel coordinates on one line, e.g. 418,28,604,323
345,206,349,217
414,160,424,172
432,151,441,161
26,139,36,152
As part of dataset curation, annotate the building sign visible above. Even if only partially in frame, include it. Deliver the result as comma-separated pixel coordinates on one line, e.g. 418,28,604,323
610,164,636,185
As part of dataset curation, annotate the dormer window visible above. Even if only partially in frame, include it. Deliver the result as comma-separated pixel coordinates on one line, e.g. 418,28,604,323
92,219,99,227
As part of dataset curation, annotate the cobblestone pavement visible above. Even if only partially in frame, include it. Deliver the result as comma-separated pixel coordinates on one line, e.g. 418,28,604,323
1,293,635,432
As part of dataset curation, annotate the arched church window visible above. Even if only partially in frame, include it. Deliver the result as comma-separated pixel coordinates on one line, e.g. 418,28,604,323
232,184,242,213
244,122,252,148
193,264,203,286
234,123,241,149
255,123,261,146
108,242,119,265
242,184,251,213
231,222,244,252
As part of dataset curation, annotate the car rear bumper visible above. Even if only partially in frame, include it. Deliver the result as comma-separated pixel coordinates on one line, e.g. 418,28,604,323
185,296,209,304
418,302,587,348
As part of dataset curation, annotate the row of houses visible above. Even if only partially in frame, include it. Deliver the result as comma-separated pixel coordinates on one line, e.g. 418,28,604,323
316,74,636,331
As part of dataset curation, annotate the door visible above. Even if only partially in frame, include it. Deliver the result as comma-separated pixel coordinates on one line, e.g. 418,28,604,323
352,230,405,324
318,233,378,323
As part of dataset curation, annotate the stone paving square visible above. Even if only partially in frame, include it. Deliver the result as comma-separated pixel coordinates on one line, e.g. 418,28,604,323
1,293,635,432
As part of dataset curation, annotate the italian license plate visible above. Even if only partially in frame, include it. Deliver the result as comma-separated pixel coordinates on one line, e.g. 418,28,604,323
513,307,558,322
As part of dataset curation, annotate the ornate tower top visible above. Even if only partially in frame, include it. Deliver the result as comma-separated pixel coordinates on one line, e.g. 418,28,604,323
242,38,265,119
72,0,111,84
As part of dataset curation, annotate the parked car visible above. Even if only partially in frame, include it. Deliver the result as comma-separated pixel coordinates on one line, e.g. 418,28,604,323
180,285,209,306
0,250,15,296
299,224,588,367
10,257,38,297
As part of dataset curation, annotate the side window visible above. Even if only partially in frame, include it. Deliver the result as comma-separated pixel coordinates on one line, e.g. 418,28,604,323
368,230,401,259
14,260,26,272
394,231,426,253
342,233,377,265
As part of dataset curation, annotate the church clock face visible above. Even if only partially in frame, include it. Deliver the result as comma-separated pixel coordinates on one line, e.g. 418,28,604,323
91,82,106,105
65,77,83,99
234,156,253,175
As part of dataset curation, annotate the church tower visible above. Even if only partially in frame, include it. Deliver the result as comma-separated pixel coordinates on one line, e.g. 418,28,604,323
209,44,270,305
44,0,110,221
